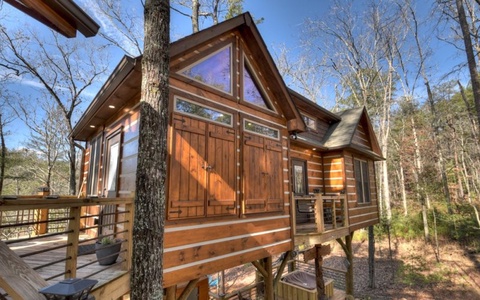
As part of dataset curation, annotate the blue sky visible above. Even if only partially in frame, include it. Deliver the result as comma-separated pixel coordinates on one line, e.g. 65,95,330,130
0,0,468,149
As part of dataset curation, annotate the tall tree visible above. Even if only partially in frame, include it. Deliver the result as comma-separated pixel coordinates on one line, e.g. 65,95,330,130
0,27,108,195
131,0,170,298
453,0,480,130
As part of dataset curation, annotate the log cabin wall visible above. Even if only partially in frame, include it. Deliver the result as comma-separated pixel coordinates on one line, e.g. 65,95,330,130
322,152,345,195
290,145,324,195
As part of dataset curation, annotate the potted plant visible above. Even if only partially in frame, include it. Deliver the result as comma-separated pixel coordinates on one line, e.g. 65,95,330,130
95,236,122,265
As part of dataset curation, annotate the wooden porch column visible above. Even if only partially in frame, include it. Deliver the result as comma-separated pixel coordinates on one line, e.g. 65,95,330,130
65,206,81,278
264,256,274,300
368,225,375,288
252,256,274,300
36,186,50,235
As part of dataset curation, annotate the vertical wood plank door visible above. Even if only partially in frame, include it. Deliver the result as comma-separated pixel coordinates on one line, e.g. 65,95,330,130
169,114,207,219
243,132,267,213
264,139,283,212
207,123,236,216
243,132,284,214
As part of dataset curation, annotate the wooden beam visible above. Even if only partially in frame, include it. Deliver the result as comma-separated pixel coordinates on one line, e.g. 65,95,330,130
178,279,199,300
251,260,268,279
165,285,176,300
273,251,291,288
20,0,77,37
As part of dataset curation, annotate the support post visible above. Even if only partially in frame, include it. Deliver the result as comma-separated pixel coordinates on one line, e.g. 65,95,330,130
368,225,375,288
315,245,325,300
65,206,80,278
336,232,354,296
165,285,176,300
264,256,274,300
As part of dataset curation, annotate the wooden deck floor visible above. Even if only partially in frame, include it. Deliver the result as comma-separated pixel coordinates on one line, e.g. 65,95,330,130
1,234,126,298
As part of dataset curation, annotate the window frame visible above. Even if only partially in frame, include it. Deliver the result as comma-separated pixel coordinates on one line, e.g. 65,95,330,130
86,134,102,196
243,119,280,140
177,45,233,95
354,158,371,204
103,129,122,198
174,97,233,127
241,56,277,113
302,113,318,132
292,159,308,196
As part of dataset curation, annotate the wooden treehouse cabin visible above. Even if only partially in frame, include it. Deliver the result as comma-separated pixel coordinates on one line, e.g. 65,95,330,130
0,12,383,300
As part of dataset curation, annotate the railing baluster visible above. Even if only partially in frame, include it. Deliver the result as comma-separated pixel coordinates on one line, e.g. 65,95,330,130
65,206,80,278
124,202,134,271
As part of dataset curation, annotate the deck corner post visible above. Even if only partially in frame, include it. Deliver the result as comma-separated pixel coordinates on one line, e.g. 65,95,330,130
65,206,81,278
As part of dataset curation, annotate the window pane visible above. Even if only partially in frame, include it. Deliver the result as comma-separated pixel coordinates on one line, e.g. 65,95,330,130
87,136,101,196
180,47,231,93
244,120,279,139
175,99,232,125
107,142,119,192
354,159,364,203
302,115,317,131
362,161,370,203
243,64,272,110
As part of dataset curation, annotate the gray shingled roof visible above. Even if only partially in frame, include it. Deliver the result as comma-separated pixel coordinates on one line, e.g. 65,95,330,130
322,107,365,148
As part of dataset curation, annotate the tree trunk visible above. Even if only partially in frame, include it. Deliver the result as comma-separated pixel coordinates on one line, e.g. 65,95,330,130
192,0,200,32
456,0,480,131
0,114,5,195
131,0,170,299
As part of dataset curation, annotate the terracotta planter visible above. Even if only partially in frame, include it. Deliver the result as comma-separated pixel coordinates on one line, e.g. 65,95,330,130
95,241,121,265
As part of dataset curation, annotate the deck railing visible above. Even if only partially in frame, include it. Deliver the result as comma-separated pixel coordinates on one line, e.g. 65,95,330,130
293,194,348,235
0,195,134,299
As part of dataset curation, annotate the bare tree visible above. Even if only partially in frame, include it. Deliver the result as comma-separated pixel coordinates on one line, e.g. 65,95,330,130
131,0,170,298
0,26,108,195
171,0,244,32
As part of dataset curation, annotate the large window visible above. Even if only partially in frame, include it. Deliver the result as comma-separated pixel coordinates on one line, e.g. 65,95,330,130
354,159,370,203
243,59,274,111
179,46,232,94
104,130,121,198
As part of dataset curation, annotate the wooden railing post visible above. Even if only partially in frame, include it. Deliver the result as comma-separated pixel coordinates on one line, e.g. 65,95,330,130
123,202,134,271
315,194,323,233
65,206,81,278
36,186,50,235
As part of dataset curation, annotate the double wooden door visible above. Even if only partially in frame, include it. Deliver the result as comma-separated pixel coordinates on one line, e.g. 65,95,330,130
168,114,236,219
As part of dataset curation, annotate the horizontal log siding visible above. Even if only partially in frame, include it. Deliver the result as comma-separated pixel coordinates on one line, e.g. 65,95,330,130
345,152,379,231
322,153,344,194
290,144,324,195
351,123,371,150
163,215,291,287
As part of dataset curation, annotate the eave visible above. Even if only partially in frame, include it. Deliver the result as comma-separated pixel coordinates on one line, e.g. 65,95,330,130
72,56,142,141
5,0,99,38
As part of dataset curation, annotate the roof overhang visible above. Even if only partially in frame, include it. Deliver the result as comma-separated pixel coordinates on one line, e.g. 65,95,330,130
72,56,142,140
5,0,99,38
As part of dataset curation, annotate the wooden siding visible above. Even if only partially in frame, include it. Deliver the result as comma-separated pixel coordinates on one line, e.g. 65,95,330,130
351,123,371,150
163,215,291,287
322,153,345,194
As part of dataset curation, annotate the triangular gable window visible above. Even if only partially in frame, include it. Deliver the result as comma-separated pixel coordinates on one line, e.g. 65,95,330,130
179,46,232,94
243,61,274,111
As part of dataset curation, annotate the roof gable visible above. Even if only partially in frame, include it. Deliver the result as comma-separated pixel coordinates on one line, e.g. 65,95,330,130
323,107,383,159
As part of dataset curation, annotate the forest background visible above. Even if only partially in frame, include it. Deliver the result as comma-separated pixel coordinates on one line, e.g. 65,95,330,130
0,0,479,256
